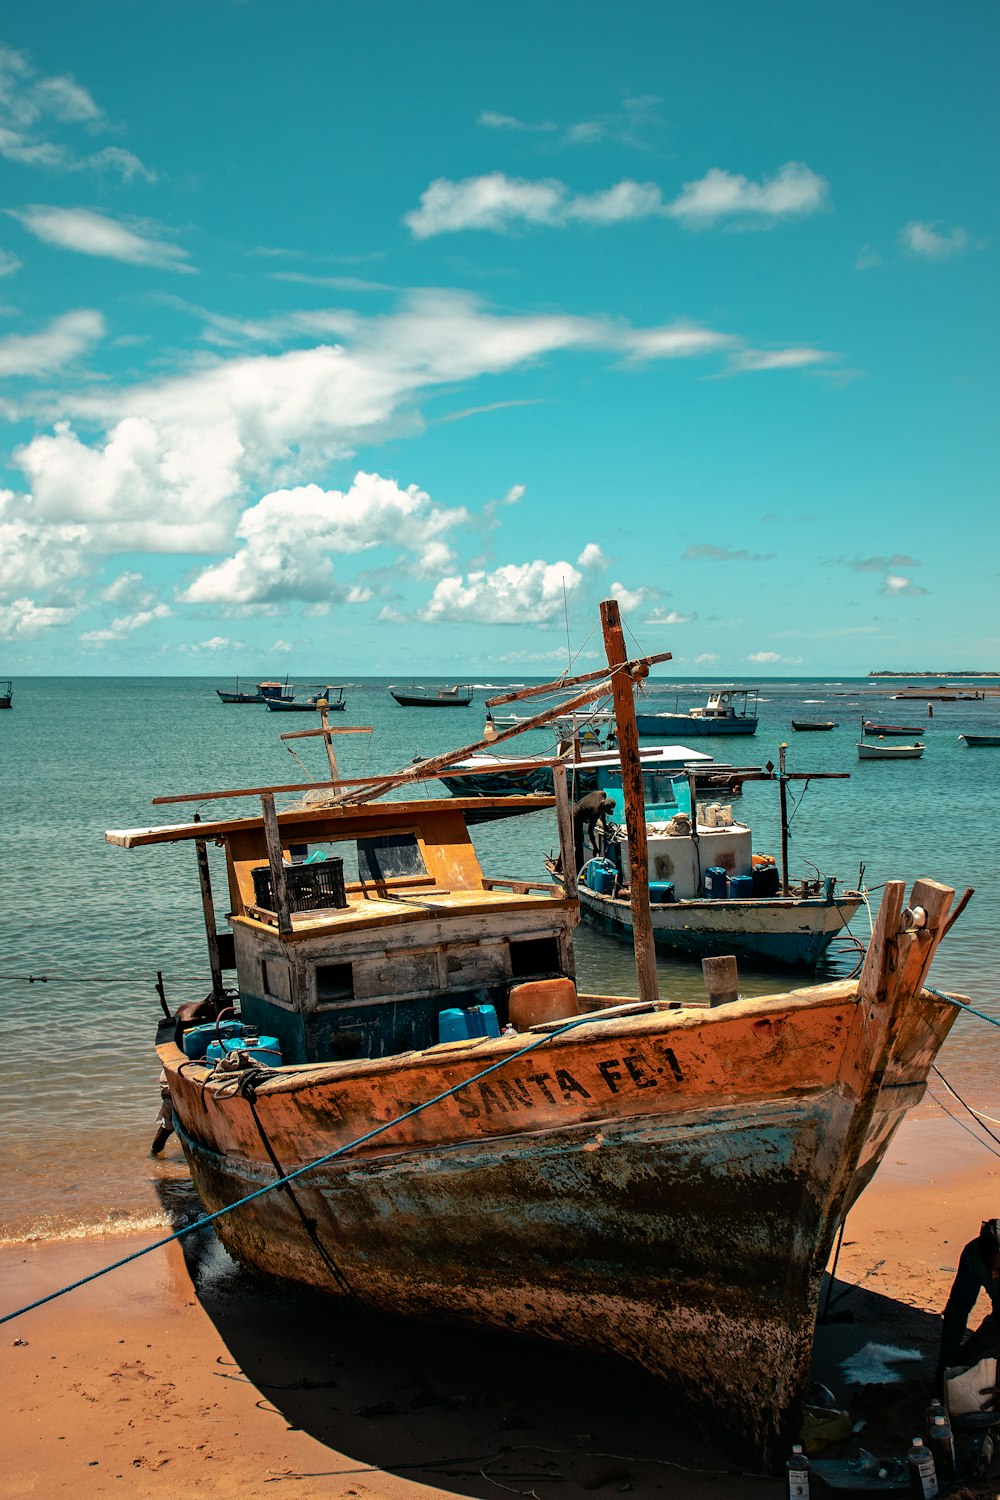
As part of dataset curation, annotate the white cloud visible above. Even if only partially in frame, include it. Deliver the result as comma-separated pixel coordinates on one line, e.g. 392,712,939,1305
667,163,828,227
683,544,775,562
726,346,833,374
0,488,89,597
477,111,557,134
881,574,928,598
626,322,735,361
406,163,827,237
13,291,752,556
10,206,190,271
0,596,78,638
182,472,467,606
900,221,969,260
0,44,154,182
420,560,583,624
747,650,803,664
100,569,152,606
79,601,171,643
694,652,718,664
0,247,20,276
577,543,605,569
646,609,695,625
610,580,646,612
0,308,104,376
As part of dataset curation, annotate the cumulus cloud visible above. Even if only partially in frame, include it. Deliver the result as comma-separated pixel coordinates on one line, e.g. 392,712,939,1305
694,652,718,664
420,560,583,624
405,162,827,238
12,291,762,556
0,488,89,597
0,308,104,376
610,580,646,612
79,602,171,643
667,163,827,226
646,608,695,625
881,574,927,598
182,472,467,606
0,596,78,638
900,221,969,260
683,544,775,562
747,650,803,664
9,206,190,270
0,44,154,182
577,543,605,569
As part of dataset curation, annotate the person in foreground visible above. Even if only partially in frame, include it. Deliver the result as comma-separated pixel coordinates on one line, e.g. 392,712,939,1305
938,1218,1000,1389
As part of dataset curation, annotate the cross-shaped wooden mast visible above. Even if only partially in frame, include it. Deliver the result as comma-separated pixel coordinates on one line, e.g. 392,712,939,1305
278,696,373,782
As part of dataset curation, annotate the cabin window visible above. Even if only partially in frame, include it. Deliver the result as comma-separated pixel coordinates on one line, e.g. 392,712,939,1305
510,936,561,979
357,833,426,883
261,960,270,994
316,962,355,1003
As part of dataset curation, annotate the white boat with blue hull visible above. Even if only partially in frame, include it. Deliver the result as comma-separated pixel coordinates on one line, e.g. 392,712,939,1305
635,688,759,738
549,750,861,970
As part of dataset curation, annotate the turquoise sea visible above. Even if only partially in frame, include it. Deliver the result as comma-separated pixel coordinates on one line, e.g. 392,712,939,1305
2,674,999,1245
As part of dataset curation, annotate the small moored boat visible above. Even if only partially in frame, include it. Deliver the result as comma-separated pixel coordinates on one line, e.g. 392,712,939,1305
390,683,473,707
857,741,924,760
862,720,923,736
635,688,758,737
0,678,11,709
217,677,293,705
266,686,346,713
960,734,1000,747
791,720,838,731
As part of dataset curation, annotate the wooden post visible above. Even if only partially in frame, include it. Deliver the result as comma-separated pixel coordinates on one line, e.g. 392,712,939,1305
317,699,338,782
600,598,659,1004
702,954,739,1007
778,742,790,897
551,762,578,901
193,812,224,998
260,792,292,935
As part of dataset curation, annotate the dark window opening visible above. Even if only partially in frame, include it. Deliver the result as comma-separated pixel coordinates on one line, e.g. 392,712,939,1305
510,936,561,979
317,962,355,1003
358,833,426,883
261,959,270,994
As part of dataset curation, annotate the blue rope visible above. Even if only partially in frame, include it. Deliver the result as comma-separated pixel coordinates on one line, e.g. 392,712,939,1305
926,986,1000,1029
0,1014,596,1328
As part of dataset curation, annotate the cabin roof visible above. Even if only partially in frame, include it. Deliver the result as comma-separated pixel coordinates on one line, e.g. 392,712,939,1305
106,792,554,848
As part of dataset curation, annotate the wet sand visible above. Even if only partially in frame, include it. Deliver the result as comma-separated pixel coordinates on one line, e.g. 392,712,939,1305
3,1109,999,1499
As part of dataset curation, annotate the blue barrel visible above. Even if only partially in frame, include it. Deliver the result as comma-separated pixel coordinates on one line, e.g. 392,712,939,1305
182,1020,244,1059
729,874,754,899
590,860,617,895
752,862,780,897
205,1034,282,1067
649,881,675,904
438,1008,469,1043
465,1004,501,1039
704,867,729,899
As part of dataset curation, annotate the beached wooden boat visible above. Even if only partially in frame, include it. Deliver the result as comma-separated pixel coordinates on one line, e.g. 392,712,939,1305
791,720,838,731
857,741,924,760
0,678,11,709
862,720,923,737
960,734,1000,747
217,677,293,705
636,688,758,737
266,686,346,713
106,606,964,1465
390,683,473,707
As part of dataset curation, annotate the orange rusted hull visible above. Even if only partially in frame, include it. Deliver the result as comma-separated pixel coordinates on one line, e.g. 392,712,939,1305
160,979,957,1464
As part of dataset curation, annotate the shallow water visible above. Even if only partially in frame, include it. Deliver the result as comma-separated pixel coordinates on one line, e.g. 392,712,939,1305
2,675,999,1242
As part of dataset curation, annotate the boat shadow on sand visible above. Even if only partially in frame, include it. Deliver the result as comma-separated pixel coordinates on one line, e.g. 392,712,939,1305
156,1179,945,1496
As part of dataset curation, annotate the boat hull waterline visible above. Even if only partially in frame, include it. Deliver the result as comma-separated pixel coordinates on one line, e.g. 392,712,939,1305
636,713,757,737
574,885,862,968
162,981,956,1467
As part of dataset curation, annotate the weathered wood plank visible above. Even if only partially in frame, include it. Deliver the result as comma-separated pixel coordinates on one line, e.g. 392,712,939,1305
856,881,905,1004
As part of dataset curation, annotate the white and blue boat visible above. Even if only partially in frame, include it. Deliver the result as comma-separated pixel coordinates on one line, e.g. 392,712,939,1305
554,767,861,970
635,687,759,737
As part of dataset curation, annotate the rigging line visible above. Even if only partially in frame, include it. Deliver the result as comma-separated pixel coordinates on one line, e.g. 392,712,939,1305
926,986,1000,1031
0,973,217,985
282,742,317,781
925,1087,1000,1163
932,1066,1000,1141
0,1012,596,1328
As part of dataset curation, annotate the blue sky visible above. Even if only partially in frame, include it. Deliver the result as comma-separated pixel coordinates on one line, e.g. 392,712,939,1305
0,0,996,676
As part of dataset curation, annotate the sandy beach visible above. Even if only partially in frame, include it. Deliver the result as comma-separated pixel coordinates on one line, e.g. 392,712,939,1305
4,1107,998,1500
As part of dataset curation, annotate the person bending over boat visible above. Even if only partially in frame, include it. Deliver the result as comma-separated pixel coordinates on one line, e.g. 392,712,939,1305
572,790,615,872
937,1219,1000,1389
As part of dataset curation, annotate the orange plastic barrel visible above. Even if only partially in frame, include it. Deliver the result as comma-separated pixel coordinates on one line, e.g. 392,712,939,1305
508,977,580,1030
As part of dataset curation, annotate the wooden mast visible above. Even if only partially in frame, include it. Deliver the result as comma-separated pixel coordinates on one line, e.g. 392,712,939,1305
600,598,661,1004
192,812,224,999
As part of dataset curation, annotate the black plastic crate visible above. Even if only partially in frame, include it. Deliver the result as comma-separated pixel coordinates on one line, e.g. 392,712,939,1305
251,858,347,913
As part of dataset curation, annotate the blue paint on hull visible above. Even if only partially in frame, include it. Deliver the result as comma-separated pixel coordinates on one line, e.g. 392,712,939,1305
635,716,758,736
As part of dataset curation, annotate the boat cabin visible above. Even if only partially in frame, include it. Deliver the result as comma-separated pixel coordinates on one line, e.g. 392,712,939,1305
689,688,758,720
107,794,576,1067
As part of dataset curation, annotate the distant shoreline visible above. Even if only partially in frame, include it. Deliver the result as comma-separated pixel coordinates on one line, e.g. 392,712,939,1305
869,670,1000,678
